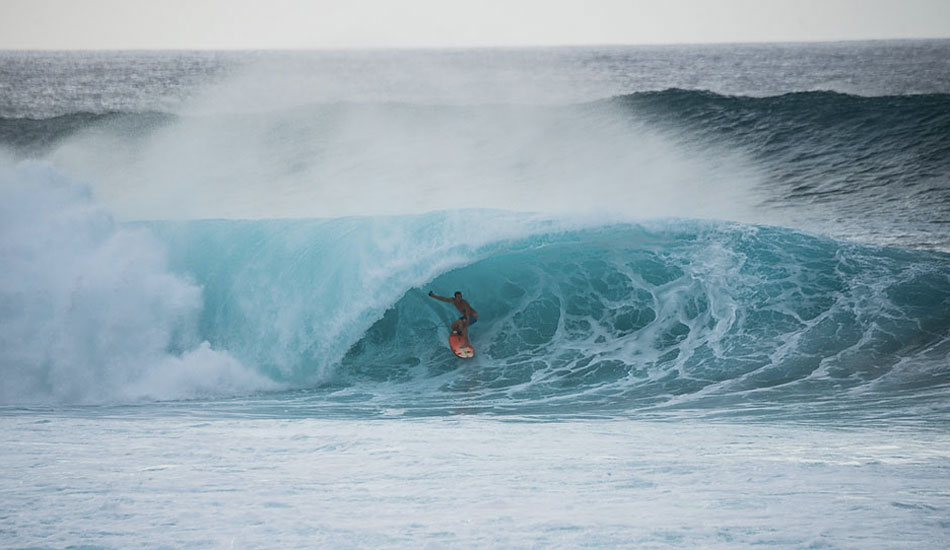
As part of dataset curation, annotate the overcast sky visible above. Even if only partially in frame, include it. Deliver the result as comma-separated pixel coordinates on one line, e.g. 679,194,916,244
1,0,949,50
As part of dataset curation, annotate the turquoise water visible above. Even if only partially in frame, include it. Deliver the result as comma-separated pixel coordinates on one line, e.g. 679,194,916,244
147,216,950,421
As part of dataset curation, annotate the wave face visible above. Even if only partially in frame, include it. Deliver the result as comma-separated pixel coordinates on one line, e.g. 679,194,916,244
138,215,950,419
7,165,946,416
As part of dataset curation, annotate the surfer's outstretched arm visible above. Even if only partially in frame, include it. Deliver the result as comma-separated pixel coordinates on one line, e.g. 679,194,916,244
428,291,452,302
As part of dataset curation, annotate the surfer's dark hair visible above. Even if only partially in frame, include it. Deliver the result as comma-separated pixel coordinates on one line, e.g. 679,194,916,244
454,291,462,296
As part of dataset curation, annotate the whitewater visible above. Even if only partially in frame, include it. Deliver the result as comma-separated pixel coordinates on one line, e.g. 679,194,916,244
2,42,949,549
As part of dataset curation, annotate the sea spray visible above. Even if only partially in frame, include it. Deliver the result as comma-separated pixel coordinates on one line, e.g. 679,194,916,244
0,162,275,404
38,100,763,223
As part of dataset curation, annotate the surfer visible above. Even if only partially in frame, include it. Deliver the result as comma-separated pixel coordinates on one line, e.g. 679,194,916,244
428,290,478,341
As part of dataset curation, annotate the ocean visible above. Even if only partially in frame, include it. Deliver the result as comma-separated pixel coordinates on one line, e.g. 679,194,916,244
2,41,949,548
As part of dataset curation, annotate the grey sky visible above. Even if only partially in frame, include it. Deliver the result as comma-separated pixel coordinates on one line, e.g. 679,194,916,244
1,0,949,49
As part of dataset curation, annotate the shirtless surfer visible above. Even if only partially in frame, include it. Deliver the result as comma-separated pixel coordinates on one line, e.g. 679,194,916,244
428,290,478,342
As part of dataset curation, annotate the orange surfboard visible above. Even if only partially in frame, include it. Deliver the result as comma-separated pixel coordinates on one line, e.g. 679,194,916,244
449,333,475,358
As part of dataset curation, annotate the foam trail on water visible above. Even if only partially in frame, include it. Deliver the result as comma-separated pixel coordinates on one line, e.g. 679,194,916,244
0,161,277,404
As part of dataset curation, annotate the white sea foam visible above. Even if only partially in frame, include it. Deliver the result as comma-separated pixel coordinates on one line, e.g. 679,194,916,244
0,161,277,404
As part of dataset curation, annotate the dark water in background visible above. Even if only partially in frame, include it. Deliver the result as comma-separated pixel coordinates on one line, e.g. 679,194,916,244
3,41,950,118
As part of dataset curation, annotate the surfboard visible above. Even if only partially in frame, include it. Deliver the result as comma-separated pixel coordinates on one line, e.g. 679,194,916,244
449,333,475,358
